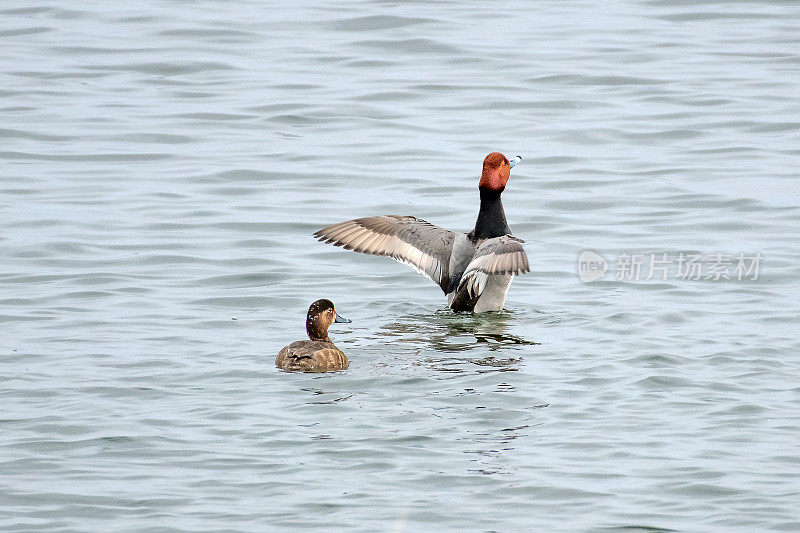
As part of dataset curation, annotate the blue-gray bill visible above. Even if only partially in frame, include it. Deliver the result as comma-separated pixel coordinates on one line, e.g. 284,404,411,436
508,155,522,168
334,313,351,323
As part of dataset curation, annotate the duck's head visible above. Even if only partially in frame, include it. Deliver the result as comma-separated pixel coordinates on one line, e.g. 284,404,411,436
306,299,351,341
479,152,522,193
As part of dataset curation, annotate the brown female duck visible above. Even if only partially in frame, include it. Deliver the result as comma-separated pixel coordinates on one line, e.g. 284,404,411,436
275,299,351,372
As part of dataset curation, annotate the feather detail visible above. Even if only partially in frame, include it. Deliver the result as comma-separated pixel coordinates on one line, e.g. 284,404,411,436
458,235,530,299
314,215,456,293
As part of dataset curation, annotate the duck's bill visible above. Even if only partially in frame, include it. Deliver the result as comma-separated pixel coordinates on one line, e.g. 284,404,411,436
509,155,522,168
334,313,351,323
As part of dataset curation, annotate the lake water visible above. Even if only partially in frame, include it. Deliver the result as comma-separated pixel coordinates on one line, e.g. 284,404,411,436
2,1,799,531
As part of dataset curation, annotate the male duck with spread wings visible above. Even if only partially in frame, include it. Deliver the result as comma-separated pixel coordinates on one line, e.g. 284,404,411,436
314,152,529,312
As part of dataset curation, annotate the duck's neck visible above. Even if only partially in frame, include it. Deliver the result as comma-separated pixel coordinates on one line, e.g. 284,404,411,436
306,321,331,342
471,188,511,240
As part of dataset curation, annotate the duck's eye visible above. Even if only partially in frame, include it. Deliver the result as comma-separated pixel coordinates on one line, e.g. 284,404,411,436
500,160,505,166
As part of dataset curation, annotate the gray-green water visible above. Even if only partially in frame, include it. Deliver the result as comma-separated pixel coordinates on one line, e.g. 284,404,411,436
2,1,799,531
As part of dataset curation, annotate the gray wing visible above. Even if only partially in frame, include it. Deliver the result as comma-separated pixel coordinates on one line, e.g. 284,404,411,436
458,235,530,298
313,215,456,293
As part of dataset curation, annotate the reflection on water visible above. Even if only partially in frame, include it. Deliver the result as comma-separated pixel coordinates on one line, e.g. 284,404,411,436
379,309,540,373
441,310,540,348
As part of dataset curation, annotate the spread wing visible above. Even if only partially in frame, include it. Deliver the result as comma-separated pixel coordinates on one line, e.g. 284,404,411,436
313,215,456,293
458,235,530,298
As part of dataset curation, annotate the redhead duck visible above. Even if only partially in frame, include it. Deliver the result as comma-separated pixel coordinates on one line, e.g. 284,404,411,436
314,153,529,312
275,299,351,372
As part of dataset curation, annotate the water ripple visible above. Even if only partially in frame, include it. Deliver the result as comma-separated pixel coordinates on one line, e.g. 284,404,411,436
1,0,798,531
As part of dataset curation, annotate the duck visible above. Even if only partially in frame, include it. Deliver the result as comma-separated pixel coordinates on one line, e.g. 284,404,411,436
314,152,530,312
275,299,351,372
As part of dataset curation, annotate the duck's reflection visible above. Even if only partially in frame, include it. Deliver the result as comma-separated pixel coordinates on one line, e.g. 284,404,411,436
379,308,540,373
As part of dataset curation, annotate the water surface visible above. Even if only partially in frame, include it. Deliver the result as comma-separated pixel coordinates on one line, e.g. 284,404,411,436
2,1,799,531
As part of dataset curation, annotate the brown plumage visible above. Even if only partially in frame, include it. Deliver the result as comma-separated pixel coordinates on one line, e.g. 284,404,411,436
478,151,512,191
275,299,351,372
